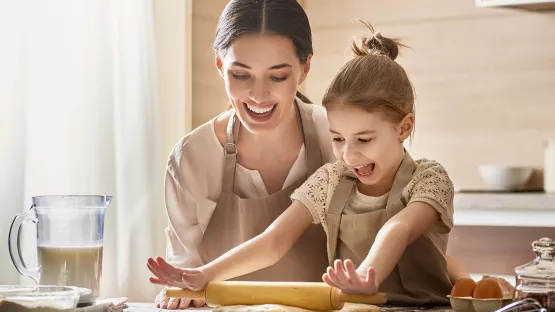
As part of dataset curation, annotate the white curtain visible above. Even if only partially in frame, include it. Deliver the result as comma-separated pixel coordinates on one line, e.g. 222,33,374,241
0,0,169,302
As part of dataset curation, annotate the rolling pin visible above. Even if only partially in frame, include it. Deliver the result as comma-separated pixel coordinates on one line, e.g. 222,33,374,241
166,281,387,311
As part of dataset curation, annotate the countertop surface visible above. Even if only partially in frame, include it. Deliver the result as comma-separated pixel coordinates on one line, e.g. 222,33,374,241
124,303,453,312
453,191,555,227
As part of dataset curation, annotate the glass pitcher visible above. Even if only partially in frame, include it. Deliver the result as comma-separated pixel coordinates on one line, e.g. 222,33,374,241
514,237,555,312
8,195,112,301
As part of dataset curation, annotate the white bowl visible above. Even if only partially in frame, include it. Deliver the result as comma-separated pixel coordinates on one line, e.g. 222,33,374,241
0,285,81,311
478,165,533,191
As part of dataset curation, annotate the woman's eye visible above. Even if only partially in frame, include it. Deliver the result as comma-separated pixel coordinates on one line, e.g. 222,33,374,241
271,76,287,82
358,138,372,143
333,138,344,142
232,73,249,80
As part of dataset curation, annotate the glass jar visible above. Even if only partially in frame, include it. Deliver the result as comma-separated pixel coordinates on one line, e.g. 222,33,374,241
515,237,555,312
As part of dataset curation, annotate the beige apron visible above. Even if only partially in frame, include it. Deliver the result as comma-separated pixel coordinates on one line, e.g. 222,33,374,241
326,152,452,305
199,102,329,282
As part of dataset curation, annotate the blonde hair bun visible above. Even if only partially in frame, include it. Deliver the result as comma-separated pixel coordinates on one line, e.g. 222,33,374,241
351,20,405,61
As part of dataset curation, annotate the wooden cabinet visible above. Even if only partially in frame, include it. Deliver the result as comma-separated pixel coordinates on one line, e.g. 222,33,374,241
447,225,555,276
450,193,555,277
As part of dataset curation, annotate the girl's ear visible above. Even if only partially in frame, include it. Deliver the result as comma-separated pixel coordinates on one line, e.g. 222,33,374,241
398,113,414,142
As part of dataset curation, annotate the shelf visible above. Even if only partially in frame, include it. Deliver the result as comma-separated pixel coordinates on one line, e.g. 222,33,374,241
476,0,555,10
453,192,555,227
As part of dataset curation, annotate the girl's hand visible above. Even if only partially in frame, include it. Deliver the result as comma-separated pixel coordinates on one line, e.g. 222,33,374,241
323,259,378,295
147,256,210,291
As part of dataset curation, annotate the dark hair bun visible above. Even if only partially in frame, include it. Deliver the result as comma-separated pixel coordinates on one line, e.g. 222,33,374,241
351,20,404,61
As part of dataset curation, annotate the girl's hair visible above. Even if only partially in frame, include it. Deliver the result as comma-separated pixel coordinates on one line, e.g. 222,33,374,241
215,0,313,105
322,20,414,124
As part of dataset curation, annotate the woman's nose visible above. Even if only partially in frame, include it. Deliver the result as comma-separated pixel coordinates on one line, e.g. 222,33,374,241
249,79,269,103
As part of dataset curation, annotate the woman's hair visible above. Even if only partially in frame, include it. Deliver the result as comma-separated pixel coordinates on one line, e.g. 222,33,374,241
214,0,313,104
322,20,414,123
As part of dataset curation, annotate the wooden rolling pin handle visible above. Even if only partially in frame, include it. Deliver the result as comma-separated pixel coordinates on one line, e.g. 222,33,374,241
336,289,388,305
165,287,205,300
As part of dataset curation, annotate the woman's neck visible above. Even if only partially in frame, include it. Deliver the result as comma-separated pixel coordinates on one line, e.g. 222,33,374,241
238,104,302,154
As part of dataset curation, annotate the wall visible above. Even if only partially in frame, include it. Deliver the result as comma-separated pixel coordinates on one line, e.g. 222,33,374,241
302,0,555,190
154,0,193,157
191,0,230,128
189,1,555,190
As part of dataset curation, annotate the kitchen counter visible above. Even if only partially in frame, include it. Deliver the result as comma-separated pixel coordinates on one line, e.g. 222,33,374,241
124,303,453,312
453,192,555,227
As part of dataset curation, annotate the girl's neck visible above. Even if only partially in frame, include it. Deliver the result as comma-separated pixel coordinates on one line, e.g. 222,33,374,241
357,149,406,197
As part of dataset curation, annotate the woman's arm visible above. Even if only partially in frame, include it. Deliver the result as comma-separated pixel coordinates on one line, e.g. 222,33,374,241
164,163,206,269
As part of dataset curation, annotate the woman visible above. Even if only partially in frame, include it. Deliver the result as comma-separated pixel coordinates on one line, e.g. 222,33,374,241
156,0,334,309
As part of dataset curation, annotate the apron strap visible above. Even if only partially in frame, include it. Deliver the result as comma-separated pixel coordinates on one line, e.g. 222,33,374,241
326,172,357,265
222,112,240,194
296,100,322,177
385,150,416,219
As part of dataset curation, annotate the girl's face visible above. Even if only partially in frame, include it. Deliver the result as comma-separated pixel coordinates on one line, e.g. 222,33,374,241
216,34,311,134
327,104,414,195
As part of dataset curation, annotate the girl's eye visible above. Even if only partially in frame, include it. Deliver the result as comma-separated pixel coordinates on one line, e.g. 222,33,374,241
358,138,372,143
333,138,344,142
232,73,249,80
271,76,287,82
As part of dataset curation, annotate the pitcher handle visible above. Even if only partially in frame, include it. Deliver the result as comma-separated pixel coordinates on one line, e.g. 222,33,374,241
8,205,40,283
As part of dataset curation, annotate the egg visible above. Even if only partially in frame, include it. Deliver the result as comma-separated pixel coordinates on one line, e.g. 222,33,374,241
450,278,477,297
473,277,503,299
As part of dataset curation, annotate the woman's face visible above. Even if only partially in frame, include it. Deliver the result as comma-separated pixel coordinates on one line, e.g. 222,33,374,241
216,34,311,134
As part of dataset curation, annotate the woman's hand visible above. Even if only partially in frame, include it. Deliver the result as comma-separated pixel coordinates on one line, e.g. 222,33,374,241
154,287,206,309
323,259,378,295
147,256,210,291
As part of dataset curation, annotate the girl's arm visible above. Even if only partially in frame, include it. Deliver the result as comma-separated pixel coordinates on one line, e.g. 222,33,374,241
201,200,313,281
357,202,439,286
446,255,471,282
148,200,314,290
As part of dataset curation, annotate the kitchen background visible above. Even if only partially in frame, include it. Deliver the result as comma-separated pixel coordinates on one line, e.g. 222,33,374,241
183,0,555,281
1,0,554,303
190,0,555,189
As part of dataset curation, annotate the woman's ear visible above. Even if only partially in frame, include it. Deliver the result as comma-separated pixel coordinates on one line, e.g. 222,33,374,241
398,113,414,142
298,54,312,85
215,55,224,79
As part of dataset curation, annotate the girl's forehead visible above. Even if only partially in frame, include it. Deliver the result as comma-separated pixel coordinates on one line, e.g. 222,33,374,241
328,106,393,132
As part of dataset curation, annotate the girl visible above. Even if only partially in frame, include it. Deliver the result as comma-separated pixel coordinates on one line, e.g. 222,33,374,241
152,20,467,306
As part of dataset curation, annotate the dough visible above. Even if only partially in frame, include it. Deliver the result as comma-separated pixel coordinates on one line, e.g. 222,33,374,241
210,303,380,312
211,304,309,312
341,303,381,312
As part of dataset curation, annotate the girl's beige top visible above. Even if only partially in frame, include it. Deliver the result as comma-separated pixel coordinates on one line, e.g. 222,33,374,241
291,157,455,255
